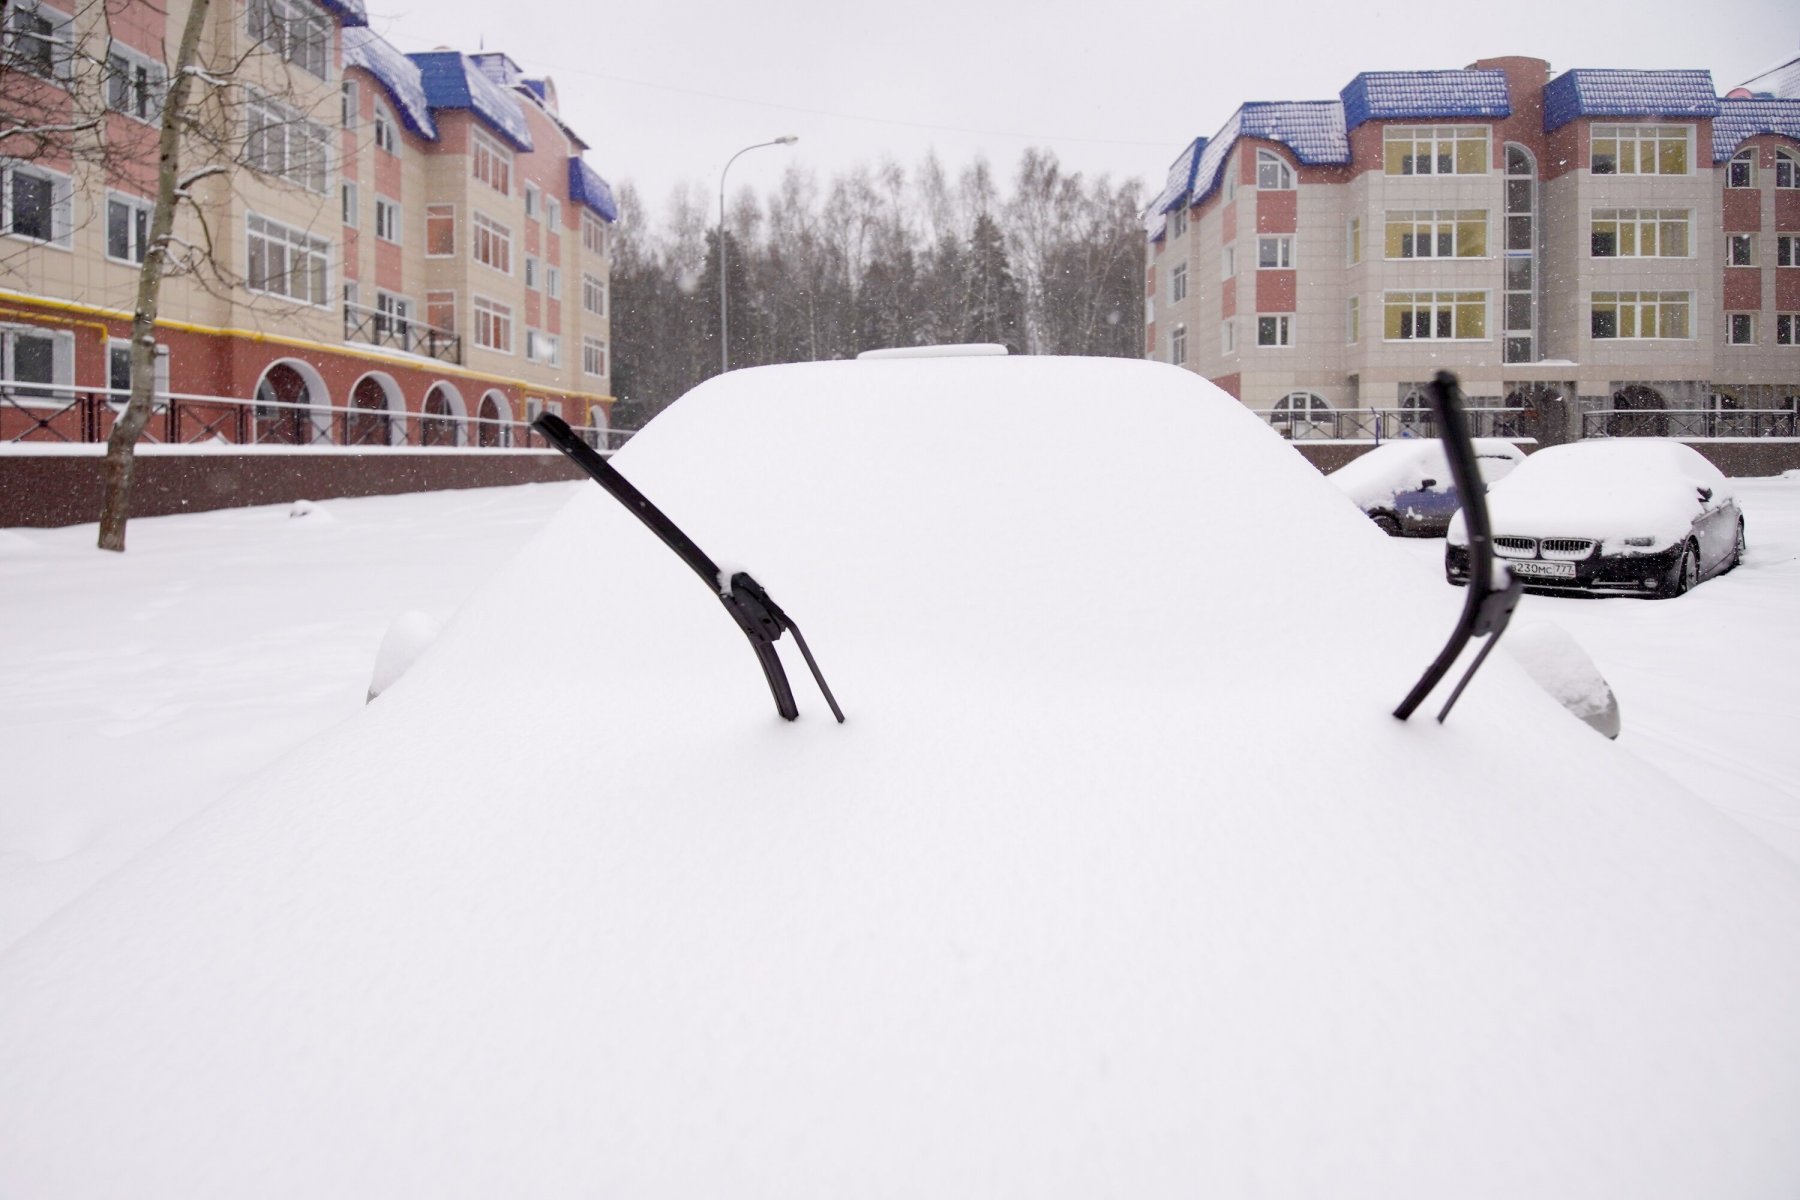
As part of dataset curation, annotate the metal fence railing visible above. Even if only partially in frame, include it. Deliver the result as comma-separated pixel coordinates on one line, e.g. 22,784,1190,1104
1250,406,1531,442
1,383,629,453
1579,407,1800,440
343,302,463,364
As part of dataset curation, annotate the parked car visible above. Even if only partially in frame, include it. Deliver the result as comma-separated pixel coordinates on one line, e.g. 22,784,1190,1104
1329,438,1526,536
1446,438,1744,598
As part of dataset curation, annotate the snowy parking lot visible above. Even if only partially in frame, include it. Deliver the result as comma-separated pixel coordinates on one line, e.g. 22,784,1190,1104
2,470,1797,955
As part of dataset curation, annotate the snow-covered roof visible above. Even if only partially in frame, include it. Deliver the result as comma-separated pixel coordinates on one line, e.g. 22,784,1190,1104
1739,52,1800,100
1183,102,1349,210
1149,138,1206,219
1543,69,1719,133
409,51,534,151
1340,69,1511,132
568,157,618,222
341,27,436,141
1711,97,1800,160
315,0,368,26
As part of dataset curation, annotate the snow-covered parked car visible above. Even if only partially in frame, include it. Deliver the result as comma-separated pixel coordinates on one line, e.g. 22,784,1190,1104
1329,437,1526,536
3,358,1798,1197
1447,438,1745,598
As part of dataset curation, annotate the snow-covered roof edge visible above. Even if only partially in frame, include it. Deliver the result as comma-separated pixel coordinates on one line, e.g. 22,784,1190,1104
569,158,618,222
1543,69,1720,133
409,51,534,151
316,0,368,27
1711,97,1800,161
1340,69,1511,132
342,28,436,141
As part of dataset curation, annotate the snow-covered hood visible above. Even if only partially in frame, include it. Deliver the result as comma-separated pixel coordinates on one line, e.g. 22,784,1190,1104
2,360,1797,1197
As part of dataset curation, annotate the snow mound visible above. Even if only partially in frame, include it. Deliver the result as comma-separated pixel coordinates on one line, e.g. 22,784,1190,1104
0,529,38,553
1,357,1797,1198
366,610,443,702
1504,618,1622,738
286,499,335,523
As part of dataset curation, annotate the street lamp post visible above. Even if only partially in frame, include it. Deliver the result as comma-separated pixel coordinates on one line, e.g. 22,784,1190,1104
719,136,797,375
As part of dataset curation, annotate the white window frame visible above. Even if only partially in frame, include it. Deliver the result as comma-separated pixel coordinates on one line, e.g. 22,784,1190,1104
472,295,513,354
247,0,330,80
245,94,329,194
471,127,512,196
375,290,412,340
245,210,331,306
582,335,607,377
1220,245,1235,280
1346,216,1361,265
1169,207,1187,239
425,203,455,257
1170,323,1187,365
1345,295,1360,344
1384,291,1489,342
1220,319,1236,355
342,181,358,227
372,100,397,155
472,210,512,274
545,265,562,300
524,255,539,291
1590,209,1691,258
1589,291,1691,340
4,0,74,84
1170,261,1187,303
104,42,166,124
106,337,170,402
1776,313,1799,346
1384,125,1490,176
545,195,562,230
582,273,607,317
425,289,456,334
374,195,401,244
1779,235,1800,268
1728,148,1756,189
526,329,559,366
1777,150,1799,190
1256,314,1292,348
341,78,359,128
1383,210,1488,260
105,191,154,264
1256,149,1294,190
1,159,74,248
1590,124,1691,176
524,182,540,220
581,210,607,256
1726,233,1755,267
1726,313,1756,346
1257,236,1293,270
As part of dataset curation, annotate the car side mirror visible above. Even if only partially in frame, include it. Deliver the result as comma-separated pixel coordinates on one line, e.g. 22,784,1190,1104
1420,478,1437,489
1697,487,1713,503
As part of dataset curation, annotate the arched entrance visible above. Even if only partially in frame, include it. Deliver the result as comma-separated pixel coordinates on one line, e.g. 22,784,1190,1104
253,361,326,445
1504,383,1565,444
1609,384,1666,437
422,383,465,447
586,402,610,452
344,374,397,446
476,391,511,447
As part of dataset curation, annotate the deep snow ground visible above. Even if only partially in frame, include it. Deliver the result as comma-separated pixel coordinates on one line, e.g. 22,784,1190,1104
1,471,1797,958
0,483,579,951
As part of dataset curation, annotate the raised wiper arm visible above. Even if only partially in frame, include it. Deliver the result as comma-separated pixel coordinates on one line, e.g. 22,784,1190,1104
532,412,844,724
1393,371,1524,723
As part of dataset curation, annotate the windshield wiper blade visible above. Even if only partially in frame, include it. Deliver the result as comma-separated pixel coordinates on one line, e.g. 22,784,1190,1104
532,412,844,724
1393,370,1524,724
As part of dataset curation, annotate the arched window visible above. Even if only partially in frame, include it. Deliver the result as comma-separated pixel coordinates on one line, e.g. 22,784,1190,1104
1728,148,1756,189
1270,391,1332,437
1256,149,1295,190
1776,149,1798,190
254,362,322,445
477,392,511,448
1398,385,1439,438
422,384,460,447
345,376,392,445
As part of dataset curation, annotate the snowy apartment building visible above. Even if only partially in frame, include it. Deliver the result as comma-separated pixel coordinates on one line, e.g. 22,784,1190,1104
0,0,618,446
1145,57,1800,440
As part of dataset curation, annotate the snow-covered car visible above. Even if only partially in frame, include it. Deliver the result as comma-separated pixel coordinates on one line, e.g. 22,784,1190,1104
1328,437,1526,536
1446,438,1745,598
3,359,1798,1197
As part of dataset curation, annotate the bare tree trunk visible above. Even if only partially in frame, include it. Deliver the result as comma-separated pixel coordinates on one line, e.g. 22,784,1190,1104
96,0,211,552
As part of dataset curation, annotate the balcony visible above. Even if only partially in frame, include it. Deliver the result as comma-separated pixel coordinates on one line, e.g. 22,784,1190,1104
343,302,462,365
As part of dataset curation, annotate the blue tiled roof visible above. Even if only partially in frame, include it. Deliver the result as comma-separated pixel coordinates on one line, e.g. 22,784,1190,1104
1711,98,1800,161
1542,69,1719,133
1739,53,1800,100
568,157,618,222
1147,138,1205,231
1177,101,1349,214
1340,70,1510,132
342,28,436,140
409,51,534,150
316,0,367,26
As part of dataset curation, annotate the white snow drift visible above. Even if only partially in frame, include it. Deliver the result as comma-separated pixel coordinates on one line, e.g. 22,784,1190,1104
2,357,1797,1198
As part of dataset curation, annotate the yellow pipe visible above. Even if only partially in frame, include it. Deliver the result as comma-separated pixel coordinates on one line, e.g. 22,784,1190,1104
0,287,614,407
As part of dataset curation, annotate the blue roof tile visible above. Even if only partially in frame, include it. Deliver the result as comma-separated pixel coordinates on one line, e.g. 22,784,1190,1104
342,28,435,141
1340,70,1510,132
316,0,367,26
1175,102,1348,214
1542,69,1718,133
1147,138,1205,231
409,51,534,151
568,157,618,222
1711,97,1800,161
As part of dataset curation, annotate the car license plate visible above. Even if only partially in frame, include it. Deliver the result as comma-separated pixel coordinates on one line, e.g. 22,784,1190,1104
1509,560,1576,579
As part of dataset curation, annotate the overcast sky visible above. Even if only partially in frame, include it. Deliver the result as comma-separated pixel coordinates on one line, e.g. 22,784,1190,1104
362,0,1796,218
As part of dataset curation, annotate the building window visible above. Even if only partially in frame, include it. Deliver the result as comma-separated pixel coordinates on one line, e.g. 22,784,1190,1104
545,195,561,230
581,210,607,256
1384,210,1487,259
1779,235,1800,267
1384,125,1489,176
247,0,329,79
373,102,396,154
1346,296,1360,343
1778,150,1799,190
1220,319,1235,355
375,291,411,340
524,182,540,220
1256,149,1295,190
1776,313,1798,345
583,335,607,377
6,1,72,82
545,265,561,300
1728,148,1756,189
1590,209,1690,257
582,273,606,317
426,204,454,256
1727,313,1756,345
1170,323,1187,365
341,79,358,128
106,194,153,263
1384,291,1487,340
472,212,512,273
1170,207,1187,238
2,160,73,247
341,181,358,227
1170,262,1187,302
106,338,169,400
1220,245,1236,279
473,295,512,352
245,96,329,193
1256,315,1292,347
1257,236,1293,269
472,128,512,195
526,329,559,365
1224,161,1237,203
1726,234,1754,267
375,196,400,243
246,212,329,305
1346,216,1361,265
524,256,539,290
1590,124,1689,175
1589,291,1690,339
105,46,166,123
426,290,456,333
